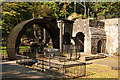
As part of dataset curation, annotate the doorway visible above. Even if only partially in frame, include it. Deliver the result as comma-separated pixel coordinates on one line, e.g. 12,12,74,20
75,32,85,52
97,40,102,53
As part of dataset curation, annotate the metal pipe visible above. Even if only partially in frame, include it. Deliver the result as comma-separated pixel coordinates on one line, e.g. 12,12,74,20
57,20,64,53
43,29,46,43
60,23,63,53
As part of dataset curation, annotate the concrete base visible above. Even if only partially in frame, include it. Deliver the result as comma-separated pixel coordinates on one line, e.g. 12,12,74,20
80,52,106,61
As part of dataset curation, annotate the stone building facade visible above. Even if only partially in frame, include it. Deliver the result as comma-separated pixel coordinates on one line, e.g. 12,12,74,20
68,18,119,54
71,19,106,54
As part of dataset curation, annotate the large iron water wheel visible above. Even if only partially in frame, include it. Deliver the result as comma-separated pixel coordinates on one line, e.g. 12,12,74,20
7,17,60,60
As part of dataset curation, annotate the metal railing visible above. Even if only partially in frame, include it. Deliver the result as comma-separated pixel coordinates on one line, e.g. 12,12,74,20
1,46,86,78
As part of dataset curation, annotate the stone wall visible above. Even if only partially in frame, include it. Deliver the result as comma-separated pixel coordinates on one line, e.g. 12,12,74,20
72,18,119,55
91,38,106,54
72,19,91,54
118,18,120,55
90,20,106,54
72,19,106,54
103,18,119,54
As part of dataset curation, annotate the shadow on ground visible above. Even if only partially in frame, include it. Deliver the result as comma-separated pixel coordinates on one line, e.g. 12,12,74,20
2,61,63,79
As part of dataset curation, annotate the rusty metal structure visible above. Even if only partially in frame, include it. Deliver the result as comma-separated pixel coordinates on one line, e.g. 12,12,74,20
7,17,60,60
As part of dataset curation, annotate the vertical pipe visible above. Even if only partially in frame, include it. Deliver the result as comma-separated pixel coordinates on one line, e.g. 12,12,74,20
60,22,63,53
43,29,46,43
57,20,63,53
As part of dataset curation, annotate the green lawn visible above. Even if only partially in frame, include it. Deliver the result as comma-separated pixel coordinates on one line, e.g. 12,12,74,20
82,64,118,78
65,61,118,79
19,46,30,49
1,46,30,56
1,46,7,56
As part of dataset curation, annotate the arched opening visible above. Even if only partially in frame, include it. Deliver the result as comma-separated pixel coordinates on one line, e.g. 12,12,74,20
63,32,71,45
7,18,60,60
97,40,102,53
75,32,85,52
19,24,53,57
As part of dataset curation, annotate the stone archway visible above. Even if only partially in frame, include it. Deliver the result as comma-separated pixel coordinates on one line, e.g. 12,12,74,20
75,32,85,52
7,17,60,60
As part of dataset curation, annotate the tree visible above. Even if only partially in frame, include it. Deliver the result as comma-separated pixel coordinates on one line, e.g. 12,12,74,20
2,2,120,44
2,2,32,43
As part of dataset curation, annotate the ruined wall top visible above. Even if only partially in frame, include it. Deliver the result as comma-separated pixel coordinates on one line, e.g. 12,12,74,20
89,19,105,29
74,18,105,29
101,18,119,26
73,18,106,39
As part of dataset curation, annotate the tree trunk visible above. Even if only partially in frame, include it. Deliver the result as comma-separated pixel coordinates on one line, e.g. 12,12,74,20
78,2,87,18
84,1,86,18
88,8,90,17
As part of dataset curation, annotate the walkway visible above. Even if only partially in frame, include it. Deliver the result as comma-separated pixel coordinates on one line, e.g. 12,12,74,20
86,56,118,68
1,61,62,79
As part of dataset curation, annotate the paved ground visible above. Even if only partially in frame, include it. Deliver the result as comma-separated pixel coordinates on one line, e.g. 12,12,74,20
86,57,118,68
1,61,62,79
79,52,118,68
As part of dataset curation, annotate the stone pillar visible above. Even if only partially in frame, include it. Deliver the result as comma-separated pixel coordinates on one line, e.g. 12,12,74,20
101,39,106,53
57,20,64,53
43,29,46,43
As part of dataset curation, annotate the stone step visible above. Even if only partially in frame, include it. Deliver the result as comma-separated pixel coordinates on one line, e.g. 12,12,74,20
80,54,106,61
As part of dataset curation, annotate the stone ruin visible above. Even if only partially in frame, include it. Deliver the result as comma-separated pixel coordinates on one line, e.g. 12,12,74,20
63,19,106,54
64,18,119,55
7,17,119,60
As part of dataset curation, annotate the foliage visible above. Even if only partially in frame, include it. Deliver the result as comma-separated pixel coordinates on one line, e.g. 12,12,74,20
89,2,120,19
1,46,30,56
2,2,32,41
2,2,120,42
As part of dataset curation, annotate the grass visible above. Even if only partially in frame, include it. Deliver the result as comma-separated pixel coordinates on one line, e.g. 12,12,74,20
1,46,30,56
19,46,30,49
64,60,118,79
1,46,7,56
82,64,118,78
65,63,118,79
1,45,53,56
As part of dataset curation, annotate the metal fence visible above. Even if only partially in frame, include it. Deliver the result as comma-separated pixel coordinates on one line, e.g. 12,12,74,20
63,45,81,60
1,46,86,78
